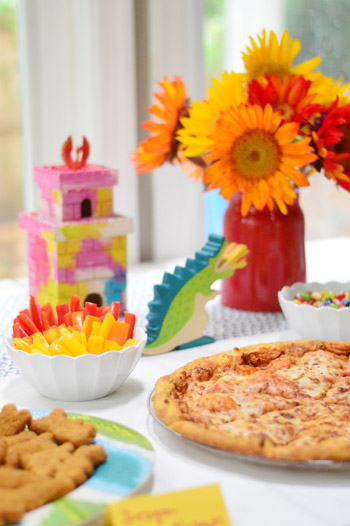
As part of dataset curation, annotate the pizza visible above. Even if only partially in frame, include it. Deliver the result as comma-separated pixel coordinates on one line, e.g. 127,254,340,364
152,340,350,461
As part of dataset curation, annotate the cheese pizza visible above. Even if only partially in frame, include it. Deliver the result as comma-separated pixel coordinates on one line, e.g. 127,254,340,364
152,340,350,461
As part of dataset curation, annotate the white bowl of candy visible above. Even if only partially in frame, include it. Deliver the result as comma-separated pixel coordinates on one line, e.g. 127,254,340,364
278,281,350,340
6,295,146,401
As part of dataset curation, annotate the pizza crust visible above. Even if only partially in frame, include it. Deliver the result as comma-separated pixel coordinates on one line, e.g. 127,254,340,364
152,340,350,461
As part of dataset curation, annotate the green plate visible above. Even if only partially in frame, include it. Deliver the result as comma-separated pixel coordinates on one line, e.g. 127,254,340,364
20,410,154,526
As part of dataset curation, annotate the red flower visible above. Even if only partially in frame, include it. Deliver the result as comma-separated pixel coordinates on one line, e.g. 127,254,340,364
308,100,350,186
248,74,320,123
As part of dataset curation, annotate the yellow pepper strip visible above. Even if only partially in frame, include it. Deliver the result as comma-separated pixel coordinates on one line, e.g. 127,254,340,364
106,341,122,351
13,338,32,353
123,339,138,348
22,336,32,345
43,326,61,344
90,321,102,339
32,333,49,353
81,315,100,340
81,332,87,352
88,335,105,354
31,347,46,354
51,341,74,356
60,327,72,338
99,312,115,341
31,342,51,355
61,333,85,357
44,345,60,357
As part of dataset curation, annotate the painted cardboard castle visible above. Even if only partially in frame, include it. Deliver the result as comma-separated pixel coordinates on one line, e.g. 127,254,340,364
20,137,133,309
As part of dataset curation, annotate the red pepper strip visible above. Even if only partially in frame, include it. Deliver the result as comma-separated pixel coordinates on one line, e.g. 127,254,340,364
70,295,81,312
111,301,120,320
13,322,21,338
72,311,84,331
124,312,136,339
20,309,31,317
64,312,73,327
41,303,57,326
19,327,32,341
99,307,110,320
85,302,97,317
17,313,39,336
41,311,50,331
56,303,69,325
29,295,43,332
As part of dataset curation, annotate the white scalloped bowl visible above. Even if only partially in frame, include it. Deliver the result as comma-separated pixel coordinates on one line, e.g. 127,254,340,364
278,281,350,340
6,328,146,402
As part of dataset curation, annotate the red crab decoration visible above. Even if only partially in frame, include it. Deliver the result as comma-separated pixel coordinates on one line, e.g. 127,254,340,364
62,136,90,170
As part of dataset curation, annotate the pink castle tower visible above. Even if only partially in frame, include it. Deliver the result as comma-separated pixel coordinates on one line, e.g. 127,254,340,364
20,137,133,309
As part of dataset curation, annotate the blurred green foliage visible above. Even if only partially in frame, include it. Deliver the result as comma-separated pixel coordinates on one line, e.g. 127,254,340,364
204,0,224,85
0,0,16,35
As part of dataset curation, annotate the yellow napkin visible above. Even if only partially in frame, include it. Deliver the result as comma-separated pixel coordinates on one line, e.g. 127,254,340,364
105,483,231,526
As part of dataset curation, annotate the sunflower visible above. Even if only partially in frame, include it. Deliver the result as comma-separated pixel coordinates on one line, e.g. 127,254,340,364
131,76,189,174
177,71,247,158
307,72,350,107
203,104,317,216
248,74,319,123
242,29,320,80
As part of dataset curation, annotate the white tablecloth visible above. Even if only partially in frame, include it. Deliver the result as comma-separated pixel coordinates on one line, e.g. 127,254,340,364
1,237,350,526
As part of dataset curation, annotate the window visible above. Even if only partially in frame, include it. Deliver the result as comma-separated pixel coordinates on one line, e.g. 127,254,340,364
204,0,350,240
0,0,25,278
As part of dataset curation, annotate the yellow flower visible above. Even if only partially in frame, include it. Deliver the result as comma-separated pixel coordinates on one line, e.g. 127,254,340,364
177,71,247,158
242,29,320,80
308,72,350,106
204,104,317,216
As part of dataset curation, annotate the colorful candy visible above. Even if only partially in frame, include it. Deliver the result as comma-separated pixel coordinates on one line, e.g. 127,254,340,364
12,295,137,356
292,291,350,308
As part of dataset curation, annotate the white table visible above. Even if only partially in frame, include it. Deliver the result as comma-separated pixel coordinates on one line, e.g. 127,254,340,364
1,238,350,526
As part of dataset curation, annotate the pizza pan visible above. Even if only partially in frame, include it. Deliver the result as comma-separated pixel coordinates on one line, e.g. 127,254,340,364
148,390,350,471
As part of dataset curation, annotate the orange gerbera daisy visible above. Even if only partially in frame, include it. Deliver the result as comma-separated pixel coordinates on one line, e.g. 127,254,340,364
131,76,189,174
204,104,317,215
248,74,320,123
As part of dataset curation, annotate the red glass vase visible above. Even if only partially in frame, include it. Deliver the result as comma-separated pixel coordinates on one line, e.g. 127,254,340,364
222,193,306,312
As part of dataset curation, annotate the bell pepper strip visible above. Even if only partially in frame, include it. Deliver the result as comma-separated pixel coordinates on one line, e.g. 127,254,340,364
91,321,101,339
81,315,100,340
99,312,115,340
29,296,43,332
13,338,32,353
84,302,97,317
108,321,130,346
56,303,69,325
13,322,22,339
88,335,105,354
124,312,136,339
63,312,73,328
111,301,120,320
41,303,57,326
44,326,61,344
72,311,84,331
105,340,122,351
70,295,81,312
40,311,50,331
124,338,138,348
19,309,31,317
17,313,39,336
